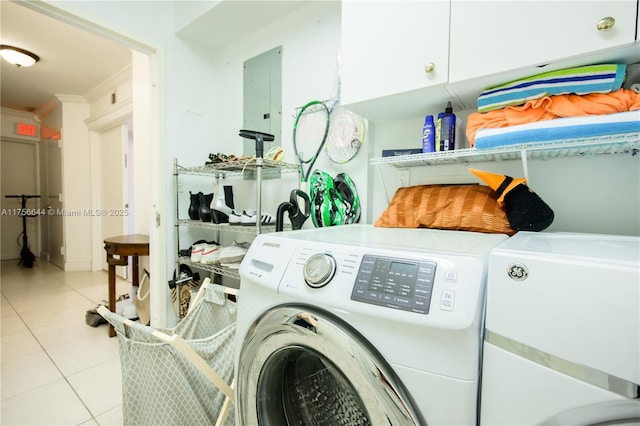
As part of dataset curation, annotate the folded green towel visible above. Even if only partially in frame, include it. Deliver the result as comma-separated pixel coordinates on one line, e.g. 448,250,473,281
478,64,626,112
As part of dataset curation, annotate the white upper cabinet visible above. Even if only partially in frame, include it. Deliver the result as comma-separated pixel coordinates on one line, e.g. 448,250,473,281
341,0,451,121
448,0,639,83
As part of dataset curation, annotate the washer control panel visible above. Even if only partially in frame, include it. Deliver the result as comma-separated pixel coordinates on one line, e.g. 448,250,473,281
351,255,436,314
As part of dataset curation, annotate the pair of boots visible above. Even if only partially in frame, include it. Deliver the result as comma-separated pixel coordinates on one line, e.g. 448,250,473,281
188,185,235,223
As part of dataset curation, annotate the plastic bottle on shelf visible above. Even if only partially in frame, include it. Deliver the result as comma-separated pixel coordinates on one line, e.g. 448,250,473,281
435,112,444,152
421,115,435,153
438,101,456,151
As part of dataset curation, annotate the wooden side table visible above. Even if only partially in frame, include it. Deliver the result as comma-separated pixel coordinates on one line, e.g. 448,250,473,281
104,234,150,337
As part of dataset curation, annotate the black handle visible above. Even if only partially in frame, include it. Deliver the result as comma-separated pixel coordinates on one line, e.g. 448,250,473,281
288,189,310,230
239,130,275,159
275,201,294,232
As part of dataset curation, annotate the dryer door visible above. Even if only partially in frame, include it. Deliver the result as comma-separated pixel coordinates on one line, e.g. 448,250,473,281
236,305,423,425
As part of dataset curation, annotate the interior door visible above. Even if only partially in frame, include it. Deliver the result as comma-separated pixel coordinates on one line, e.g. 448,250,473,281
1,139,39,260
100,124,128,277
46,137,64,268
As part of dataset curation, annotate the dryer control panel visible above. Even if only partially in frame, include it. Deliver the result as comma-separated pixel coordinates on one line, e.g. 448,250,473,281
351,255,436,314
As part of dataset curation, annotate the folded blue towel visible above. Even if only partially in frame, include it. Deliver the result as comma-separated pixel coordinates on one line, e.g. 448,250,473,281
478,64,627,113
474,111,640,149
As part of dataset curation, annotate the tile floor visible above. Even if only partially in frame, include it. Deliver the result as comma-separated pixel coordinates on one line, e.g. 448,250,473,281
1,259,132,425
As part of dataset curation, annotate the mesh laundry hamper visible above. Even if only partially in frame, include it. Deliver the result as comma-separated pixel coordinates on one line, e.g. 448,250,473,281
99,279,236,426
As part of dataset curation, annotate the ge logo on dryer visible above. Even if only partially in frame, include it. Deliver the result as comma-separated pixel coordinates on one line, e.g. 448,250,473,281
507,263,528,281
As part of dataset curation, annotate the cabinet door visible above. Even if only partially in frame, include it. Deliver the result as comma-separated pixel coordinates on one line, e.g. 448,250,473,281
341,0,450,106
449,0,638,83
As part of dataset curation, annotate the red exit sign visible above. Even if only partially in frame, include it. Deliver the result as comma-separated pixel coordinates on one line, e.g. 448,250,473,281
15,122,38,137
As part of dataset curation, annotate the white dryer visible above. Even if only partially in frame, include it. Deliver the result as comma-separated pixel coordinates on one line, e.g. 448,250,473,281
235,224,508,425
481,232,640,425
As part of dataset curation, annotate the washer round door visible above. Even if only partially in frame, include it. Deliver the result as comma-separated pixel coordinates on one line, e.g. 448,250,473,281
236,305,423,425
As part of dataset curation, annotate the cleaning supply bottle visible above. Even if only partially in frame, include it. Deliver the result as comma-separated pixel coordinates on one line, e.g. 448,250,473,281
438,101,456,151
435,112,444,152
421,115,435,153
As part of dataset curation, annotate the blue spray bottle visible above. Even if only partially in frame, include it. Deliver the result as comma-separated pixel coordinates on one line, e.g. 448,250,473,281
439,101,456,151
422,115,435,153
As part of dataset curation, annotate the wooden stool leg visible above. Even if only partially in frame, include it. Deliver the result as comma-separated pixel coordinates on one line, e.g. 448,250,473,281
132,255,140,288
104,235,150,337
106,253,129,337
108,262,117,337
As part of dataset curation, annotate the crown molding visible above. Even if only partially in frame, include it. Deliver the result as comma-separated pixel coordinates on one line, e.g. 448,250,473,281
1,107,40,122
54,94,88,104
83,64,133,104
84,96,133,132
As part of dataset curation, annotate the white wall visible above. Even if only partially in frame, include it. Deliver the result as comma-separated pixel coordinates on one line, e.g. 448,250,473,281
58,96,93,270
169,1,369,264
1,108,41,143
200,1,373,225
132,51,152,236
173,0,219,31
36,96,93,270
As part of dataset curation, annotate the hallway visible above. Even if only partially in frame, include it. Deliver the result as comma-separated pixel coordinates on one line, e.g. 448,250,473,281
1,259,130,425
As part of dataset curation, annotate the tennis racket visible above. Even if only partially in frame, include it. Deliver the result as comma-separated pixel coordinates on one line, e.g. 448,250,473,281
325,107,364,164
293,100,330,187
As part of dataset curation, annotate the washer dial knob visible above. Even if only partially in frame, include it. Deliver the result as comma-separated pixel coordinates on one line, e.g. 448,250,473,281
303,253,337,288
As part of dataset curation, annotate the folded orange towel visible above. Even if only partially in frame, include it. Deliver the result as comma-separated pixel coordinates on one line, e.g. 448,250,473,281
467,89,640,147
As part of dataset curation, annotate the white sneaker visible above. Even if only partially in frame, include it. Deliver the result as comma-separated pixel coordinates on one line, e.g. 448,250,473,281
240,210,256,226
240,209,274,226
190,243,207,263
218,243,248,264
229,210,242,225
116,297,138,319
201,243,221,264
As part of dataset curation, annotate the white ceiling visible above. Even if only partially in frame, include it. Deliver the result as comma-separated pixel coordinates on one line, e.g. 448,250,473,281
176,1,310,52
0,1,132,113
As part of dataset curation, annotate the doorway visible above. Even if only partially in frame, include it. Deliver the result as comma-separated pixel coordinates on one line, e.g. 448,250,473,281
99,123,131,277
17,2,167,326
0,138,40,261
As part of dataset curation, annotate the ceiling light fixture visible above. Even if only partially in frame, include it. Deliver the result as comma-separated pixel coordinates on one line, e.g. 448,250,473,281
0,45,40,67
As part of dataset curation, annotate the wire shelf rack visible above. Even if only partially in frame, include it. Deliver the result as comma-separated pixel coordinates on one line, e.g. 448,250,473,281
370,132,640,168
176,158,298,176
178,257,241,280
176,219,287,233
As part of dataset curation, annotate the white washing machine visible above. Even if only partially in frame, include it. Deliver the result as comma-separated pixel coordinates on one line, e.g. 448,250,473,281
481,231,640,425
234,224,508,425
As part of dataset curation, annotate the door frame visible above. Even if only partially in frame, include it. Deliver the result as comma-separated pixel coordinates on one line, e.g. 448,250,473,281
44,135,63,267
86,105,133,272
21,1,168,327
